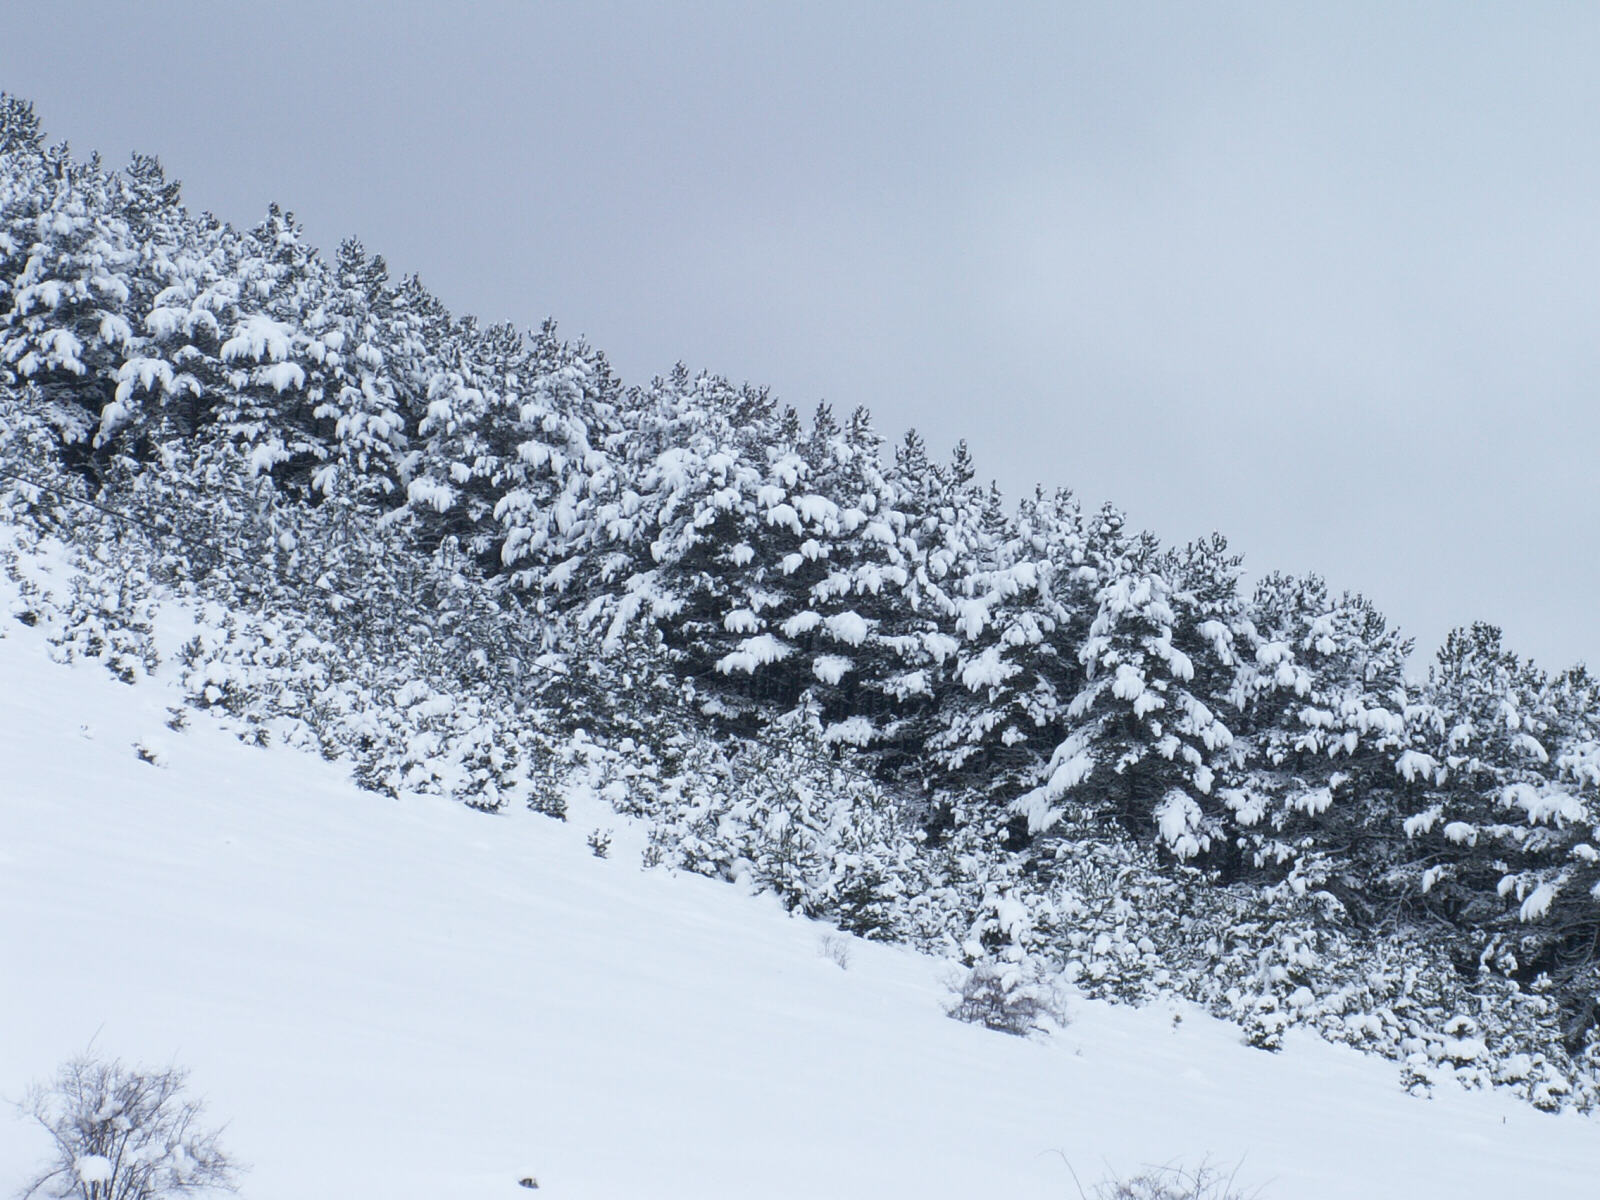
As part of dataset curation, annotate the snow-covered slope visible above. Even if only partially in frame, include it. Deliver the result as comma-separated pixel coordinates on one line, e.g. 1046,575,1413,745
4,618,1599,1199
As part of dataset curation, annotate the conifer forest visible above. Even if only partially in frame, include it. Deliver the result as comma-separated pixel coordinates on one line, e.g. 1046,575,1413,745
6,89,1600,1117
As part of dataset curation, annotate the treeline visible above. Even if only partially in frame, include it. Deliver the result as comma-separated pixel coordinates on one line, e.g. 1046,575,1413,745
4,93,1600,1092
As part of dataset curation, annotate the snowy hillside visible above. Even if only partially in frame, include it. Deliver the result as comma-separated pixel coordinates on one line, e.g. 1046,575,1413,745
4,573,1600,1199
6,85,1600,1196
10,85,1600,1124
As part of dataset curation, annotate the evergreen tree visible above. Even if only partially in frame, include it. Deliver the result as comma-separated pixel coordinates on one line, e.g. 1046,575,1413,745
490,321,623,600
1220,573,1414,894
1031,529,1242,861
202,204,337,495
309,236,409,502
1402,624,1557,926
0,148,144,471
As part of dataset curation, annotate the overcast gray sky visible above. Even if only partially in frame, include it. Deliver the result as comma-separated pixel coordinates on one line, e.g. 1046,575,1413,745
4,2,1597,672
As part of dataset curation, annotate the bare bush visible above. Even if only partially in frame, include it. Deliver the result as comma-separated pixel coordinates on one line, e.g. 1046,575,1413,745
1077,1160,1266,1200
818,933,852,969
17,1054,242,1200
946,958,1067,1036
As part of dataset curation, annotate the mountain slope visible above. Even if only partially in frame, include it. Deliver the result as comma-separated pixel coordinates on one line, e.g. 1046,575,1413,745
7,89,1600,1106
3,584,1598,1199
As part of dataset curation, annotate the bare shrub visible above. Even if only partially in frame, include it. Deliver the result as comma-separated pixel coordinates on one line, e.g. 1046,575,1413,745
1077,1159,1266,1200
818,933,852,969
18,1053,242,1200
946,958,1067,1036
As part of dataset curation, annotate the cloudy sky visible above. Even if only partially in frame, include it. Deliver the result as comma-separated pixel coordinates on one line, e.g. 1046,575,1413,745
4,2,1596,671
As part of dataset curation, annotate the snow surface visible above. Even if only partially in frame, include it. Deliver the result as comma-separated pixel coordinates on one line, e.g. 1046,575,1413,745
4,623,1600,1198
73,1155,112,1184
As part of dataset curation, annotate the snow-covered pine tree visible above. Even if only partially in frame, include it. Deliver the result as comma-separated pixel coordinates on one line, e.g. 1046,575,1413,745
1221,573,1414,896
111,190,235,452
775,403,923,750
384,271,453,497
1397,624,1600,1049
0,145,145,473
0,97,50,397
924,484,1108,846
862,427,955,782
1401,624,1559,931
309,237,410,504
404,316,522,562
489,320,622,603
0,93,42,159
601,370,792,722
202,204,337,497
1021,527,1243,863
918,454,1034,813
1510,664,1600,1052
